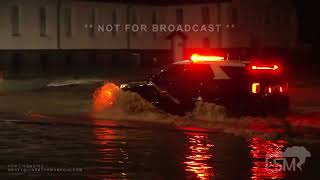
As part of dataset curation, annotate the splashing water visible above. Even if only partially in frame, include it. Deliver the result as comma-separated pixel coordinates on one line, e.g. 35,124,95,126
91,83,176,122
92,82,120,113
91,83,231,124
186,101,228,122
90,82,320,142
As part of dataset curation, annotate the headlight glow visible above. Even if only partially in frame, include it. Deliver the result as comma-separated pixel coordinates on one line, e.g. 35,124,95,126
120,84,128,89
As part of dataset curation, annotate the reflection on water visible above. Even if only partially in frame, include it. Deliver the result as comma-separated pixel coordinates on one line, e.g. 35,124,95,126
183,132,215,180
93,124,129,180
249,137,288,179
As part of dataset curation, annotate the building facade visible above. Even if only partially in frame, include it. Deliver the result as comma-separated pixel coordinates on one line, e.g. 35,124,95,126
0,0,298,71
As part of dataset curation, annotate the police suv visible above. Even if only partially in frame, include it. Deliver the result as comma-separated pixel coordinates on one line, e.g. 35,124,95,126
120,54,289,116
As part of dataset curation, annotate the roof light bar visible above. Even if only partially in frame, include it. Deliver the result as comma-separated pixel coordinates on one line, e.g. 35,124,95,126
190,53,224,62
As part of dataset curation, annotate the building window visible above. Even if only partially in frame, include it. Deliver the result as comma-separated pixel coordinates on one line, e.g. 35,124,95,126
11,5,20,36
231,8,238,24
39,7,47,36
274,9,281,24
243,10,249,24
176,8,183,24
279,11,283,24
284,13,291,24
201,7,210,24
152,11,157,39
265,8,270,24
112,10,117,37
89,8,96,37
65,8,72,37
281,9,291,25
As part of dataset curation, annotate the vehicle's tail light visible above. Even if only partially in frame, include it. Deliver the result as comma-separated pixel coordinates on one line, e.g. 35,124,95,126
279,86,283,93
279,83,289,93
251,64,279,71
251,83,260,94
252,83,288,94
264,84,288,94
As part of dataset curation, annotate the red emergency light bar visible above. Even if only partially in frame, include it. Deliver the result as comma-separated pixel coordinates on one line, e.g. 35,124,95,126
251,65,279,71
190,53,224,62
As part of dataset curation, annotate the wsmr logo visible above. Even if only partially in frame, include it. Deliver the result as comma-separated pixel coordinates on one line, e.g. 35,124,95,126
265,146,311,172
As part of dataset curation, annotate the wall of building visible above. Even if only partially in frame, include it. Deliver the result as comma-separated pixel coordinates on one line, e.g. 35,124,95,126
231,0,298,49
0,0,298,50
126,5,170,50
59,1,128,49
0,0,299,73
0,0,58,50
165,3,221,49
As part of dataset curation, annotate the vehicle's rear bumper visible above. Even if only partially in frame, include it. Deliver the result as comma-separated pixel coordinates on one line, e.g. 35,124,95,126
249,94,290,113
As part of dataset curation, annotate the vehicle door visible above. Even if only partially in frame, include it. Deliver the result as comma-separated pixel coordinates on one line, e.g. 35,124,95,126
183,64,214,101
151,64,188,103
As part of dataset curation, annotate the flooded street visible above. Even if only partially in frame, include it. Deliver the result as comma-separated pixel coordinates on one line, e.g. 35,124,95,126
0,0,318,178
0,80,319,179
0,117,319,180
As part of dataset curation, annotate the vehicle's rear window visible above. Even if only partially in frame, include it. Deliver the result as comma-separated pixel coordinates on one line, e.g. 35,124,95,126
160,64,186,81
185,64,214,82
151,64,187,85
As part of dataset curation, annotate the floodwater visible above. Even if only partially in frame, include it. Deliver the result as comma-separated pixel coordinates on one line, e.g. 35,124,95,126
0,118,319,180
0,80,319,179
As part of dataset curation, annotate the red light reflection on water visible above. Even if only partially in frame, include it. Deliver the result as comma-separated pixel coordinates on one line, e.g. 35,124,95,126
249,137,288,179
93,124,130,179
94,127,115,145
93,121,117,151
183,132,215,180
